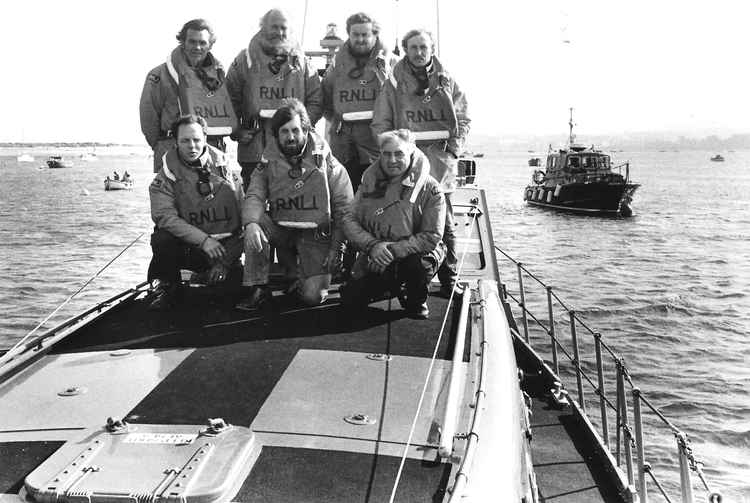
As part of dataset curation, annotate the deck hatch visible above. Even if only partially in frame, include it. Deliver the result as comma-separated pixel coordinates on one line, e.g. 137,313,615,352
24,424,258,503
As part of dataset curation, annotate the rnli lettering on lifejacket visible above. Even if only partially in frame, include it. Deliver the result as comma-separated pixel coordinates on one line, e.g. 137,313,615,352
188,206,233,226
273,195,319,211
192,103,232,121
363,218,395,241
338,88,377,103
260,87,297,100
405,109,448,123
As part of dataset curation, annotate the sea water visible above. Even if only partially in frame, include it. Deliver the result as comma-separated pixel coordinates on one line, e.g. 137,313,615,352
0,146,748,501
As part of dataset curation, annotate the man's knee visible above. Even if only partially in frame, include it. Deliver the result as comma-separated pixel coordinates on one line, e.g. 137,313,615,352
151,229,181,249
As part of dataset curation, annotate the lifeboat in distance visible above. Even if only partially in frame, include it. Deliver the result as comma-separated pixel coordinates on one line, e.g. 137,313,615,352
524,109,640,216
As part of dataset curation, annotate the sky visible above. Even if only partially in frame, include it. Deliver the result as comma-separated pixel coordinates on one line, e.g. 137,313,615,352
3,0,749,143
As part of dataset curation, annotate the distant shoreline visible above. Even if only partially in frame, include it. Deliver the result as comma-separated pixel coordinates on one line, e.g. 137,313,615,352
0,142,140,148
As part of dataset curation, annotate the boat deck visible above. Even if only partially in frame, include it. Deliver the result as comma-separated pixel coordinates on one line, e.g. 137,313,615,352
1,187,627,502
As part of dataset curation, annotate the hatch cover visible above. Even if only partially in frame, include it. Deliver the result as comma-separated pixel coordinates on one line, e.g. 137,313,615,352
24,424,258,503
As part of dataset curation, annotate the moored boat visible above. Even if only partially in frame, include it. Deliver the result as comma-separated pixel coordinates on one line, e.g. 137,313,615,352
710,154,724,162
47,155,74,169
80,150,98,162
104,177,134,190
523,109,640,216
16,153,35,163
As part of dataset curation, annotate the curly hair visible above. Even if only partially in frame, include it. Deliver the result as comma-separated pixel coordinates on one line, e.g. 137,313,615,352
401,29,434,53
176,19,217,45
172,114,208,137
269,98,312,138
346,12,380,36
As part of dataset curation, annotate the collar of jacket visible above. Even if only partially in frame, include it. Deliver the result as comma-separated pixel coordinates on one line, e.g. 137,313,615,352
393,55,448,90
166,46,225,89
246,32,303,70
264,131,326,166
361,148,430,203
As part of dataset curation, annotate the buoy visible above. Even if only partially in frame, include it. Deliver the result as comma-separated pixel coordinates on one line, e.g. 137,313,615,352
554,184,562,197
546,190,553,203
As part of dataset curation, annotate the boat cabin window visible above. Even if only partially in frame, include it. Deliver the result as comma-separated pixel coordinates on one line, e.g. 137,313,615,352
567,156,580,169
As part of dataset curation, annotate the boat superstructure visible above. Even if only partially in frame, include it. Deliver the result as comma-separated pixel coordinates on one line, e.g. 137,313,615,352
524,109,640,216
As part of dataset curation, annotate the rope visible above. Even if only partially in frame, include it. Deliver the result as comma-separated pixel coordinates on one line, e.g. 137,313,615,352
300,0,309,48
1,233,144,361
388,212,477,503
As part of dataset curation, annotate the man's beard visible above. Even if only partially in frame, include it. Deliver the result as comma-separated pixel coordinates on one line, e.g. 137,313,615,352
280,138,304,157
260,35,290,55
349,42,373,57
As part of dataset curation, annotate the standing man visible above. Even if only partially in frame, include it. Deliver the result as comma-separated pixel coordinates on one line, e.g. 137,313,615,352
140,19,237,173
321,12,398,192
236,99,353,311
371,29,470,297
341,130,446,319
226,9,323,190
147,115,244,311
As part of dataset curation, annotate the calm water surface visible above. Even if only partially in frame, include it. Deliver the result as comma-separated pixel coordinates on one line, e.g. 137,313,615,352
0,146,748,501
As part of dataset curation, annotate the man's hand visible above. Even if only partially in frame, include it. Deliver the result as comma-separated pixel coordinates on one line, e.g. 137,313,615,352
245,223,268,252
367,260,387,274
369,241,394,268
236,127,259,145
326,248,344,274
201,237,226,261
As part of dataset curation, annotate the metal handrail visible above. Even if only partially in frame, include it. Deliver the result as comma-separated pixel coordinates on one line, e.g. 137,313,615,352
494,244,721,503
439,282,472,458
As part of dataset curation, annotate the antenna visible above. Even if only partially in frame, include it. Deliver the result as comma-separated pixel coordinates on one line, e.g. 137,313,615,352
435,0,441,56
393,0,400,55
568,107,576,146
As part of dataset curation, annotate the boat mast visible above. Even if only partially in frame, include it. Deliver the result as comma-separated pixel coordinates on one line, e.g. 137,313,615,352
568,107,575,146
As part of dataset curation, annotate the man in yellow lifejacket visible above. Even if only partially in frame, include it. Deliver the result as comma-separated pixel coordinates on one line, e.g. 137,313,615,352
371,29,470,297
140,19,237,173
341,129,446,319
147,115,244,311
322,12,398,193
236,98,353,311
226,9,323,190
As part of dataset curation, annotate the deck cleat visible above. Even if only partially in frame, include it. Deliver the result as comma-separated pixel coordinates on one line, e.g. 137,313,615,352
105,417,131,434
549,381,569,406
201,417,232,436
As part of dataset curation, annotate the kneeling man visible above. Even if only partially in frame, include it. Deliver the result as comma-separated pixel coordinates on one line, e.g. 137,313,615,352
237,98,353,310
341,129,445,319
147,115,244,310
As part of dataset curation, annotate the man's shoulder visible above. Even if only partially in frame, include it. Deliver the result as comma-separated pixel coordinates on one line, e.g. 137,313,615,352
145,63,168,85
421,175,444,199
149,170,173,191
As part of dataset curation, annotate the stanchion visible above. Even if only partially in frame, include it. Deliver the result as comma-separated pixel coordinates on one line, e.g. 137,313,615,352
569,310,584,412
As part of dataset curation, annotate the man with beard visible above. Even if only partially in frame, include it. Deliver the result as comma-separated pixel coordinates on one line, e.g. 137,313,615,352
227,9,323,190
140,19,237,173
321,12,398,193
371,29,470,298
236,99,353,311
147,115,244,311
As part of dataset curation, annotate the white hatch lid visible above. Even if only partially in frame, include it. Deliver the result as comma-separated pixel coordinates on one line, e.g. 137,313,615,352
24,422,258,503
